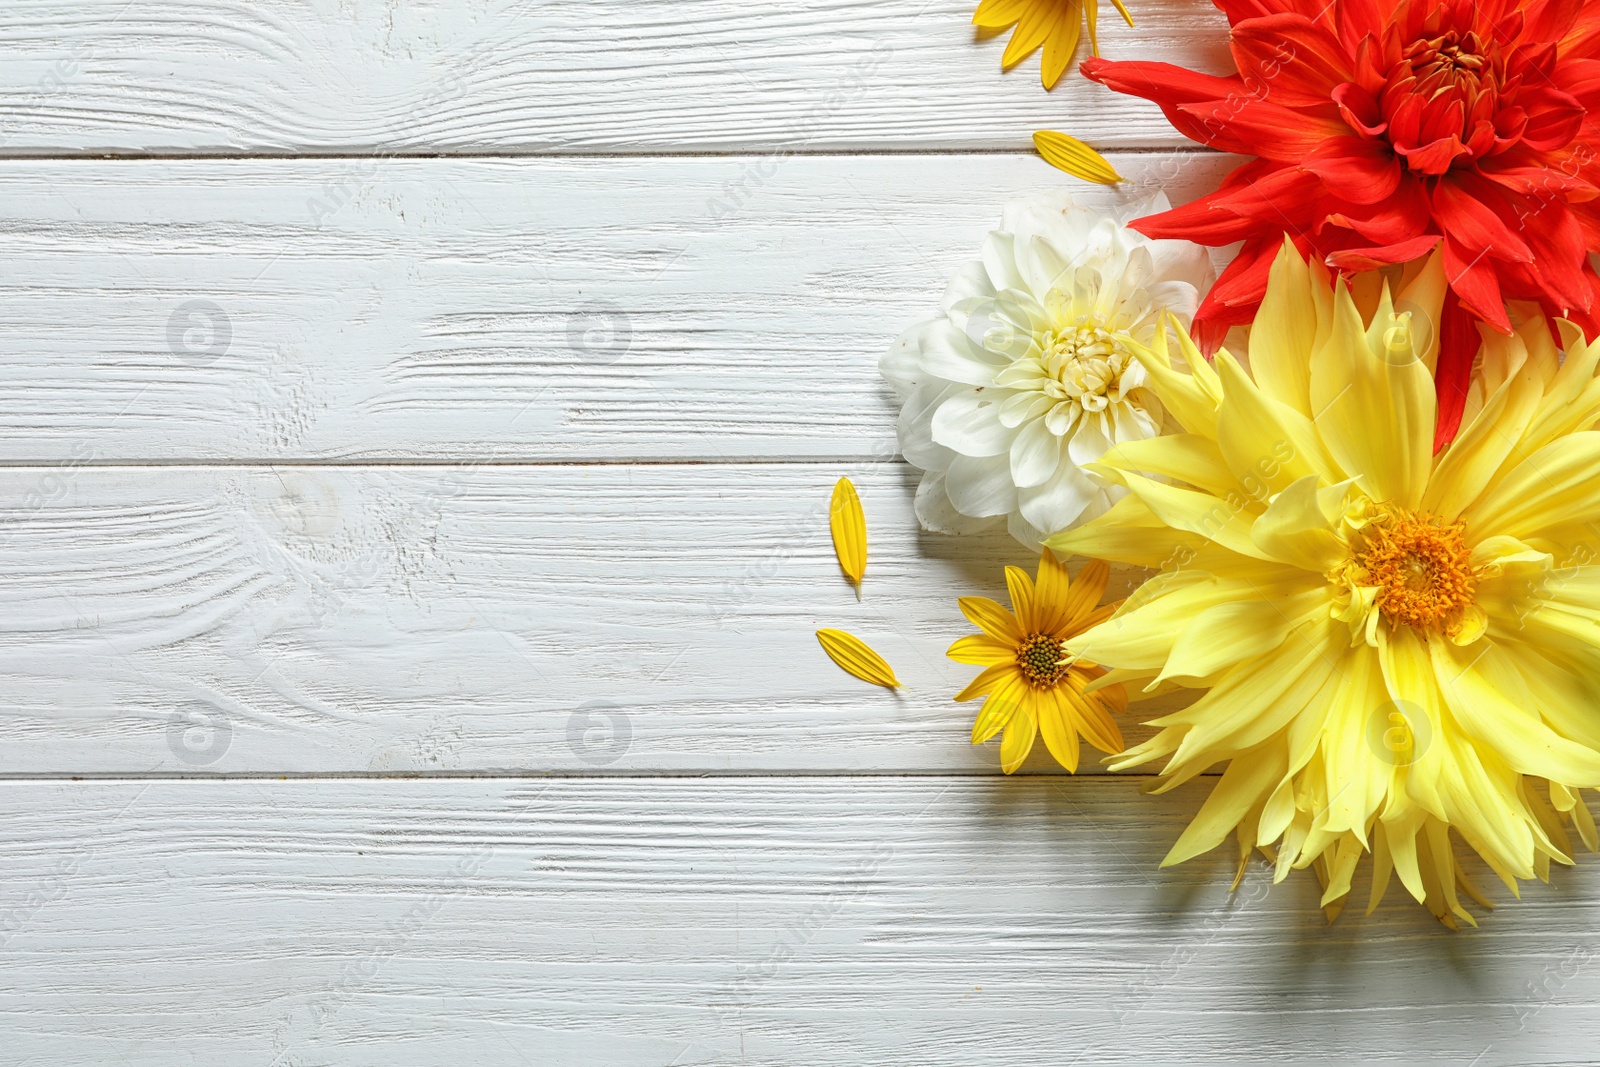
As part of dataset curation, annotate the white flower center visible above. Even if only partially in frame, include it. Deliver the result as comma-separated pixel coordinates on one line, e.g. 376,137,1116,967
1037,318,1133,414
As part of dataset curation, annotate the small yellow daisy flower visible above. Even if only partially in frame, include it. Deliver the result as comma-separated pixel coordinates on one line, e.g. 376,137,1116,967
973,0,1135,89
951,549,1128,773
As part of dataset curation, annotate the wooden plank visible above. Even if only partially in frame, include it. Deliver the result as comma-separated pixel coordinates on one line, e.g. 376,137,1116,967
0,0,1231,155
0,776,1588,1064
0,461,1193,774
0,151,1237,463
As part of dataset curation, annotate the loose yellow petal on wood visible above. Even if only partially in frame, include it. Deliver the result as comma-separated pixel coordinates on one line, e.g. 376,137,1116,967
1032,130,1123,185
829,477,867,597
816,629,900,688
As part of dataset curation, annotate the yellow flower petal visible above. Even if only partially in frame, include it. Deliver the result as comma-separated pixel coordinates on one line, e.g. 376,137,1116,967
972,0,1031,27
1004,565,1036,632
1036,689,1082,772
1038,1,1082,88
1002,0,1057,67
955,662,1015,703
1061,557,1110,626
998,699,1039,773
1032,548,1073,635
815,629,899,688
1063,674,1124,754
1306,278,1435,510
959,596,1023,643
947,634,1017,666
1032,130,1122,185
829,477,866,595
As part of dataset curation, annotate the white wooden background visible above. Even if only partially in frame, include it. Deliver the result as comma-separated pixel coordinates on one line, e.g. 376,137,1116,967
0,2,1591,1063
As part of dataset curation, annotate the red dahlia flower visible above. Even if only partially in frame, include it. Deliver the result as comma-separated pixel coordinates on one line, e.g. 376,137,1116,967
1083,0,1600,447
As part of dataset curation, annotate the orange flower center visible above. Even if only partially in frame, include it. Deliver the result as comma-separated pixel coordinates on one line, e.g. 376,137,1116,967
1352,510,1477,634
1016,633,1069,689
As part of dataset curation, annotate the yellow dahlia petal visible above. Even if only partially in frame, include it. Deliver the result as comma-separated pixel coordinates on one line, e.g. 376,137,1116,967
1213,350,1339,495
1126,330,1221,435
1116,472,1270,561
1248,474,1345,572
1424,366,1542,520
1307,279,1434,509
815,629,900,688
1069,572,1263,672
1247,241,1320,418
1162,742,1287,867
1153,594,1323,686
1431,639,1600,787
1093,434,1239,498
1463,432,1600,539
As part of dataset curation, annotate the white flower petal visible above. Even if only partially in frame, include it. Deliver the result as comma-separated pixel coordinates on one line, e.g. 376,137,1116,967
1067,416,1115,469
998,392,1052,429
1019,461,1104,537
1009,419,1063,489
982,231,1027,292
944,453,1019,517
896,381,961,471
931,390,1013,457
1044,402,1078,437
916,321,1006,387
941,259,996,313
915,470,1003,535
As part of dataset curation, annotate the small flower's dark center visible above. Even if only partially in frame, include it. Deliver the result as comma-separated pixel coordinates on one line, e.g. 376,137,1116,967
1016,632,1069,689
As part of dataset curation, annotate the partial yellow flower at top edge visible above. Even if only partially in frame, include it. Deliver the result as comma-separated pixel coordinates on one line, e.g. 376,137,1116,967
950,548,1128,773
973,0,1135,89
1047,240,1600,928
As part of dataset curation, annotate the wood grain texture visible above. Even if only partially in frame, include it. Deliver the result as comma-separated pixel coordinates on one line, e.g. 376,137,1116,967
0,0,1231,154
0,776,1588,1066
0,461,1190,774
0,151,1237,463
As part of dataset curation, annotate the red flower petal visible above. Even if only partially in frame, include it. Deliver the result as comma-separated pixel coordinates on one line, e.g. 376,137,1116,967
1324,234,1442,271
1228,14,1353,105
1433,294,1477,454
1441,236,1512,332
1519,87,1587,152
1192,237,1284,352
1430,181,1535,262
1079,59,1240,109
1300,136,1401,204
1174,96,1347,160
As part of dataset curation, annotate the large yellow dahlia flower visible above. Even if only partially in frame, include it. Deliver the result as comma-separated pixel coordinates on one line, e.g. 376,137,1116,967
1047,243,1600,927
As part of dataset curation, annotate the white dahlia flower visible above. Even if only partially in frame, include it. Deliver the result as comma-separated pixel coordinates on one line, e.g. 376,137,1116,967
881,191,1213,546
